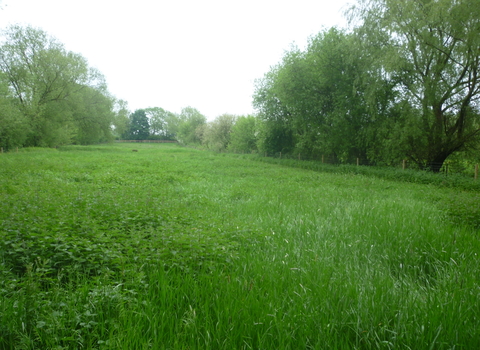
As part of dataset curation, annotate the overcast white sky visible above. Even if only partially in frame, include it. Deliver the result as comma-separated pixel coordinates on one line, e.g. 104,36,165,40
0,0,352,120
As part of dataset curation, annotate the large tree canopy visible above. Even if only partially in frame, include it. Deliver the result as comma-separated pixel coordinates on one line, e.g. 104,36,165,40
352,0,480,171
0,25,115,148
253,28,394,162
254,0,480,171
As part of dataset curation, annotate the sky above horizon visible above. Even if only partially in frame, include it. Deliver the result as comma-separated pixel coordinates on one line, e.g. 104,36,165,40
0,0,352,120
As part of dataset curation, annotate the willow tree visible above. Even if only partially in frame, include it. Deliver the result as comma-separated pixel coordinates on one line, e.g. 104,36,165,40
353,0,480,171
0,25,114,146
69,84,115,144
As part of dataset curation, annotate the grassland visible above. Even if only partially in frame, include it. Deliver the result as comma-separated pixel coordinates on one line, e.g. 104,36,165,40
1,143,479,349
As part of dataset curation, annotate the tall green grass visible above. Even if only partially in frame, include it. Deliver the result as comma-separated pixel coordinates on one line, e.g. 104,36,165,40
1,143,479,349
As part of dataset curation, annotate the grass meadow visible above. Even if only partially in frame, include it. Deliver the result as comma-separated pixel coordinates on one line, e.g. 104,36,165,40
1,143,479,349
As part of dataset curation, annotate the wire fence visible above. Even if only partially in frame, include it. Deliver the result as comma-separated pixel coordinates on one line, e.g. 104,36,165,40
230,150,480,181
2,142,478,181
115,140,178,143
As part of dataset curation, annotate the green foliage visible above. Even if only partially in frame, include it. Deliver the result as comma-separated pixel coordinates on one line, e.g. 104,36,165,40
176,106,206,145
253,64,296,155
125,109,150,140
144,107,178,140
111,99,130,139
254,28,395,162
0,76,28,150
438,192,480,230
228,115,258,153
70,85,115,144
0,25,115,147
254,0,480,170
353,0,480,171
201,114,236,151
256,118,295,155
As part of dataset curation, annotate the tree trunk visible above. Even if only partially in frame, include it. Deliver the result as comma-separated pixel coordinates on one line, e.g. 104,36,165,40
426,152,449,173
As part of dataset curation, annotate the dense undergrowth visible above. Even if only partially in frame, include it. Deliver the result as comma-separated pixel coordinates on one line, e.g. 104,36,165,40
1,143,479,349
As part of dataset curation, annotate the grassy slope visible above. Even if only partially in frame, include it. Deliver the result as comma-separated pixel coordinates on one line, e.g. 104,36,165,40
0,143,479,349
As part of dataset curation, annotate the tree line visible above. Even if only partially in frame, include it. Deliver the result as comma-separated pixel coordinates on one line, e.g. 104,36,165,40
122,0,480,172
0,25,125,149
0,24,257,154
253,0,480,172
118,106,258,154
0,22,253,153
3,0,479,173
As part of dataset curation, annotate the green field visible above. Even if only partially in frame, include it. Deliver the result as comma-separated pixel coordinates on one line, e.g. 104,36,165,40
1,143,479,349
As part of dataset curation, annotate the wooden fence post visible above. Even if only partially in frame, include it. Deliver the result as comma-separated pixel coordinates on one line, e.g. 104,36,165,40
322,155,324,163
357,158,359,166
402,159,406,170
298,153,301,160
